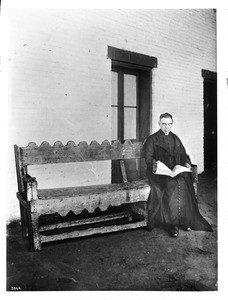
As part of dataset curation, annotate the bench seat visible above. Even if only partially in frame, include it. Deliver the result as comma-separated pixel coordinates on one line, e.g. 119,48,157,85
36,179,150,215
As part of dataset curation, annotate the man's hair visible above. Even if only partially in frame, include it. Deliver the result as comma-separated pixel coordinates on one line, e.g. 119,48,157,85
159,112,173,121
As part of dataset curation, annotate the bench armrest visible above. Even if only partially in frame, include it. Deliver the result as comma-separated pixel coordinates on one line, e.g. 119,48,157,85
22,174,37,183
191,164,198,183
190,164,198,198
22,174,38,201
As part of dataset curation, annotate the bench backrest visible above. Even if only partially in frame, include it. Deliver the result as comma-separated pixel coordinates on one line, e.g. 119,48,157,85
14,140,145,193
14,140,144,166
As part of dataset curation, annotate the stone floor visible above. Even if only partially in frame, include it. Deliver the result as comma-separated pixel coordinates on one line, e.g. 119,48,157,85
6,171,217,292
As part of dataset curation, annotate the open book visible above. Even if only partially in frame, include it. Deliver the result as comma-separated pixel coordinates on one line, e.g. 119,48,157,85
154,161,192,178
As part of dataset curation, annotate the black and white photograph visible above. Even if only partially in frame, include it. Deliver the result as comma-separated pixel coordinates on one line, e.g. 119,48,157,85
2,0,228,298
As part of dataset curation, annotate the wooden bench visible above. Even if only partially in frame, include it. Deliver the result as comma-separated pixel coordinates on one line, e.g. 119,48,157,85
14,140,151,251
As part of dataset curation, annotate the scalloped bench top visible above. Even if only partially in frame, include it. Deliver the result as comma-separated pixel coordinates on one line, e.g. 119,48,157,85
15,140,145,166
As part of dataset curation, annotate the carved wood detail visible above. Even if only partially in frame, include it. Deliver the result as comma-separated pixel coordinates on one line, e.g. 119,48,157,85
19,140,145,166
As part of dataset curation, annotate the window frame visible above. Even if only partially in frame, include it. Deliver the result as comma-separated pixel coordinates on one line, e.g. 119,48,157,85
108,46,158,143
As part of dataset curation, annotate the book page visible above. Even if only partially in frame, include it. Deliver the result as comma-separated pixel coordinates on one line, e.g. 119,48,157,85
172,165,192,177
155,161,174,177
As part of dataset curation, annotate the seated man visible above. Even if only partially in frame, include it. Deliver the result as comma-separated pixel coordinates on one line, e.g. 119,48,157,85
144,112,212,237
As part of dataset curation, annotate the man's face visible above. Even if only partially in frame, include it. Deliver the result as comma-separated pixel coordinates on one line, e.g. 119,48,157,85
159,117,173,134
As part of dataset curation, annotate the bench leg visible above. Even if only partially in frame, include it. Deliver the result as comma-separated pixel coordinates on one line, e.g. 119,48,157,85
147,209,153,232
27,208,41,251
146,200,153,232
19,203,29,237
127,202,148,225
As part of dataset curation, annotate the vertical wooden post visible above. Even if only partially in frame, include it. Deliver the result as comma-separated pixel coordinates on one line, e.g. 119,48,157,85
119,160,128,183
29,209,41,251
191,164,198,201
14,145,28,237
27,180,41,251
20,204,29,237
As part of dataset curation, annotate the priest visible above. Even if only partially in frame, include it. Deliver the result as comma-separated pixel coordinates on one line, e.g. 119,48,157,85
144,112,213,237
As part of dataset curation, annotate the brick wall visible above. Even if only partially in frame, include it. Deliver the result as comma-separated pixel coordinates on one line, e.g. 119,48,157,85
7,9,216,221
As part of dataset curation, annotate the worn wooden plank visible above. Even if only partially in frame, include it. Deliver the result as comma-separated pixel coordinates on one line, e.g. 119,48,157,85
14,146,29,237
17,139,145,166
26,180,38,201
18,200,29,237
20,140,111,165
14,145,25,193
40,220,147,244
27,186,40,250
27,182,33,202
35,188,150,217
191,164,198,198
16,192,29,208
40,211,129,232
119,160,128,183
26,205,35,251
191,164,198,182
38,179,149,199
34,181,150,217
29,202,41,251
111,140,144,160
31,181,38,201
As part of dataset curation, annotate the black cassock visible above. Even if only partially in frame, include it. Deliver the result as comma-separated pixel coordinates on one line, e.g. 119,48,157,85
144,129,212,232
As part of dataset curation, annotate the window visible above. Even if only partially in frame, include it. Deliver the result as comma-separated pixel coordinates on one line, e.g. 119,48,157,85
108,46,157,143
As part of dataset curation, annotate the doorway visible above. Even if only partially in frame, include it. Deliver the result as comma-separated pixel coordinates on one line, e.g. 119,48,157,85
202,69,217,174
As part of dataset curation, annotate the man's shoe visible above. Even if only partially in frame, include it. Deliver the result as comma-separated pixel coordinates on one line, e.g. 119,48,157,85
169,225,179,237
183,226,191,231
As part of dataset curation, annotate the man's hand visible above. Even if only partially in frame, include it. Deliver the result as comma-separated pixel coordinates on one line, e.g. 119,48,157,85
185,163,191,169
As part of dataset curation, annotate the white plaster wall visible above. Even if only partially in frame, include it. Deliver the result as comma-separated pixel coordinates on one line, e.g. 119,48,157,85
7,9,216,222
